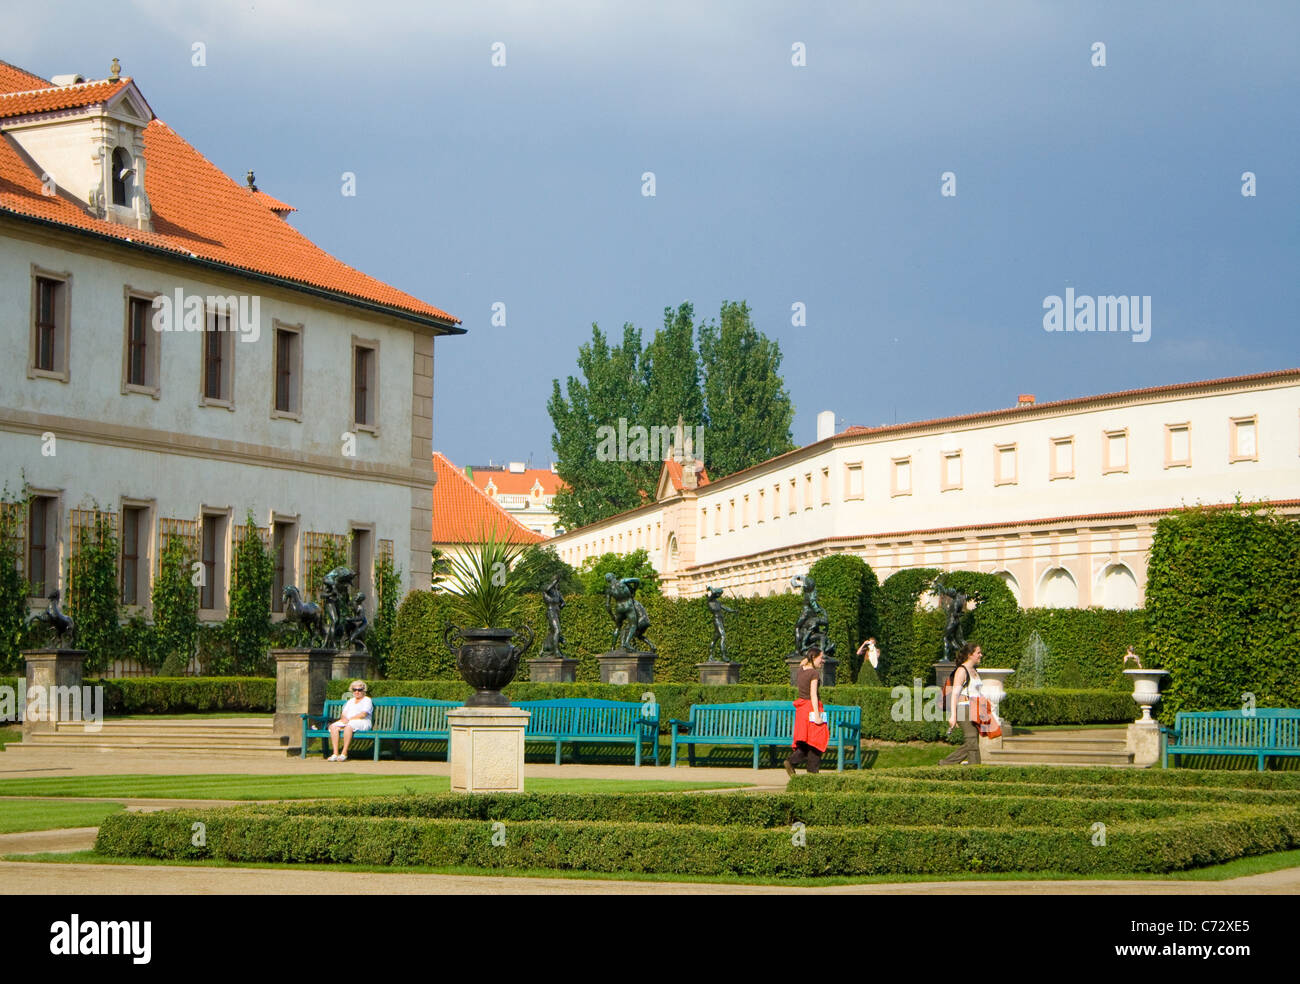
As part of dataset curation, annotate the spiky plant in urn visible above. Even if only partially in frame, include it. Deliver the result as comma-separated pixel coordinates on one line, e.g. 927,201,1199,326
443,531,535,706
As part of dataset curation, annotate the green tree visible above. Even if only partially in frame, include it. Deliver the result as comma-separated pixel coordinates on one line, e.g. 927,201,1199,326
367,552,402,674
0,499,30,672
515,545,581,595
153,535,199,676
226,514,274,675
65,512,122,672
698,301,795,478
643,302,705,449
549,323,650,530
576,549,661,597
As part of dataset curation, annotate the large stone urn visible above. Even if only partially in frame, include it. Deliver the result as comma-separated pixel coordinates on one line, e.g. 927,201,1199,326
445,625,534,706
1124,668,1169,768
1124,668,1168,723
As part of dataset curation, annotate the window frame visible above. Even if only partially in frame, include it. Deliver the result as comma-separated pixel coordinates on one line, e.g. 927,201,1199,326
270,514,299,616
28,266,72,382
198,508,232,617
1164,422,1192,469
890,456,912,497
844,462,864,501
1102,428,1129,475
271,320,305,421
1229,415,1259,463
940,450,963,492
1050,436,1075,480
121,287,162,398
994,443,1018,486
199,306,237,410
118,499,154,610
351,336,381,435
26,491,62,601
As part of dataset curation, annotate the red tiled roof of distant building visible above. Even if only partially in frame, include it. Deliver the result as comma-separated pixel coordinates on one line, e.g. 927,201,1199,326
252,189,296,215
0,64,458,327
470,467,567,497
0,77,129,119
432,453,544,545
0,61,58,95
661,457,711,491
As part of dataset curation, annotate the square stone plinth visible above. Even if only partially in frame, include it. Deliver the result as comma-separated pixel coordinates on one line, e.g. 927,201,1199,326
598,652,656,685
527,657,579,683
22,649,87,734
786,655,838,687
449,706,531,793
697,661,741,685
331,651,372,682
1127,720,1161,768
273,649,335,739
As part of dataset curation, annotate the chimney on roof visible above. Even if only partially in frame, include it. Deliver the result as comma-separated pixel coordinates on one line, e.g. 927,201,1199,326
51,74,86,87
816,410,835,442
1017,394,1036,407
109,58,121,82
508,461,525,474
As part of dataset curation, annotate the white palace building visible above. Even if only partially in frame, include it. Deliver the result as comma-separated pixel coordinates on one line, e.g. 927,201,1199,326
0,60,461,617
547,369,1300,608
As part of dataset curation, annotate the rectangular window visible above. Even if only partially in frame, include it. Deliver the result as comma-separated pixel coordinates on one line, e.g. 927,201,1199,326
742,495,750,527
27,496,58,597
941,451,963,491
30,272,70,380
788,479,796,515
199,512,228,611
201,310,235,405
820,468,830,505
844,463,864,500
1165,423,1191,468
773,484,781,519
1051,437,1075,479
995,444,1017,486
701,507,709,537
1104,429,1129,474
891,457,911,497
1230,416,1258,462
728,499,735,532
271,520,297,613
273,324,303,417
804,473,814,510
122,294,160,395
351,528,373,610
352,340,379,431
758,488,766,522
120,505,148,606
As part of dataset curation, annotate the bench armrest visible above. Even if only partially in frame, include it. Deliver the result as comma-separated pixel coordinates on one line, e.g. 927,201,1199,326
301,712,330,727
669,719,693,733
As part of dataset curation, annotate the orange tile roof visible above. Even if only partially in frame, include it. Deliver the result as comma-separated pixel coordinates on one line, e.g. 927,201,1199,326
661,457,711,491
0,77,129,119
0,65,459,328
432,453,545,545
252,189,296,215
0,60,53,94
470,467,566,496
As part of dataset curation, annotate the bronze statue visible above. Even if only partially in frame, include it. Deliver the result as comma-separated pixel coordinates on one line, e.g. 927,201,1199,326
282,585,325,646
343,592,369,651
792,575,833,656
320,566,356,648
27,590,75,646
932,578,979,662
605,573,654,653
540,575,567,656
705,585,736,662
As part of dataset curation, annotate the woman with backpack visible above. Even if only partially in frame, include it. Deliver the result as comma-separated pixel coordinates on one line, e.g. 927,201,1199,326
940,642,983,765
785,648,830,775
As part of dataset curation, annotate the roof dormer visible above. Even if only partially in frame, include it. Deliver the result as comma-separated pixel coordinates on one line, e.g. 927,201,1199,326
0,60,155,231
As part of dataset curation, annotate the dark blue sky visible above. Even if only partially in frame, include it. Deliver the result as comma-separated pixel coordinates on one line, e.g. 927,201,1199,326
12,1,1299,466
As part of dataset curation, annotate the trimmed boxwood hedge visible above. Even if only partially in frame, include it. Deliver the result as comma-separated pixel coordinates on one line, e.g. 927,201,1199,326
95,776,1300,876
93,677,275,714
790,765,1300,791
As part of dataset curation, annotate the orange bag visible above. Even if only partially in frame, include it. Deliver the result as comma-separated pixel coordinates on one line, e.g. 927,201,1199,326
971,697,1002,739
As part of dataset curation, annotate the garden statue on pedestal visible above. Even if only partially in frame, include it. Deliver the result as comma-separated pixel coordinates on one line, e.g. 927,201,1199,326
26,590,75,646
932,577,979,663
321,566,357,648
705,585,736,662
605,573,655,653
792,575,833,656
282,585,325,646
540,575,567,656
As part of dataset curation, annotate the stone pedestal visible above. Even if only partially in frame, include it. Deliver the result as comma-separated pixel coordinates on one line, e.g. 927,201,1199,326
786,655,838,687
331,650,372,682
978,667,1015,739
1127,721,1161,768
933,660,956,691
449,706,530,793
273,648,335,739
598,652,656,685
527,657,578,683
21,649,87,734
697,661,741,685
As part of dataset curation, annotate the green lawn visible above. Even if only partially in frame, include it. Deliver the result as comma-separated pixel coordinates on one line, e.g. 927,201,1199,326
0,726,21,748
11,847,1300,887
0,799,125,834
0,774,747,800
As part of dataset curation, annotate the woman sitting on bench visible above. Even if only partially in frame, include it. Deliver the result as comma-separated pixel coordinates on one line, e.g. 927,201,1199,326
328,681,373,761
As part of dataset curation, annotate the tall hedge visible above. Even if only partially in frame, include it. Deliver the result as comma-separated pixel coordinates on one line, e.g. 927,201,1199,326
1016,608,1146,689
878,568,940,686
1145,505,1300,722
912,571,1023,675
808,554,881,684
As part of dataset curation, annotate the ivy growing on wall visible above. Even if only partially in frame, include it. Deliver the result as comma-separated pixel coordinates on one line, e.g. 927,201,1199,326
225,513,274,675
65,512,122,673
153,534,199,676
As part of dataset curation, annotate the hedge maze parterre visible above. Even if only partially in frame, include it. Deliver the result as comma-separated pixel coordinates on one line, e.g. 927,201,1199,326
95,767,1300,879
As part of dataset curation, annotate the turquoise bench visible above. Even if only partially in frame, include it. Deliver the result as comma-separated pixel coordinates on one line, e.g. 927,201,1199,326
669,700,862,771
1161,709,1300,771
513,698,660,766
301,697,462,761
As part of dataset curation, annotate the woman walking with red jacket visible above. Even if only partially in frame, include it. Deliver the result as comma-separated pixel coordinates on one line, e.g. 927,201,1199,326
785,648,829,775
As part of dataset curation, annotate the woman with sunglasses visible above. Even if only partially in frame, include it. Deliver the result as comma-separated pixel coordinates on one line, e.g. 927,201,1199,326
328,681,373,761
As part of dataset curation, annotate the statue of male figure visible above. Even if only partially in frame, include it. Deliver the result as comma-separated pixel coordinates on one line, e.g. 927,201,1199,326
932,577,977,662
541,575,567,656
705,585,736,662
792,575,833,656
321,566,356,648
605,573,654,653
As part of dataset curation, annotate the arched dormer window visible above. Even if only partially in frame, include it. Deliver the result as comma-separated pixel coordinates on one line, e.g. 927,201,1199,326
111,147,132,206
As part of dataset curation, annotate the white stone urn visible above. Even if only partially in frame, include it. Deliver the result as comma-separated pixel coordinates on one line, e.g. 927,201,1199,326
979,668,1014,728
1124,668,1168,723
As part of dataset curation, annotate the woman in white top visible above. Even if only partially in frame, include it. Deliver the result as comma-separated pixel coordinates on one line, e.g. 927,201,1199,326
328,680,373,761
940,643,983,765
